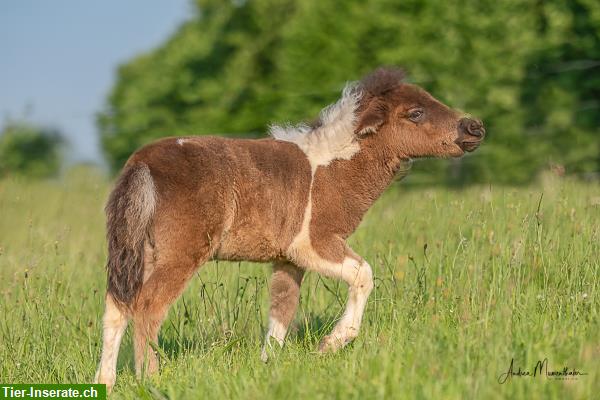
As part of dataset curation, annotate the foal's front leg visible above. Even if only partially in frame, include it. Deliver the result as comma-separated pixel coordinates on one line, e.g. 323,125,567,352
318,255,374,352
261,261,304,362
292,243,374,352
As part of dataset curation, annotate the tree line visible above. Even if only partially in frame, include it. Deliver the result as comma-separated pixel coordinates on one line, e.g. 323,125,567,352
97,0,599,184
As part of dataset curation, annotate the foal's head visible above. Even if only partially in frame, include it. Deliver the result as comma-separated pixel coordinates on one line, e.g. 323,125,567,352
354,68,485,159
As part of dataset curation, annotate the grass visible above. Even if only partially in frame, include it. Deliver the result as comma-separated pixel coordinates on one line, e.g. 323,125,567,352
0,168,598,399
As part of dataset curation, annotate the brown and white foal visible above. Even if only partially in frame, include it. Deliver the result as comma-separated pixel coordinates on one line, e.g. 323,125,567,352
95,68,484,390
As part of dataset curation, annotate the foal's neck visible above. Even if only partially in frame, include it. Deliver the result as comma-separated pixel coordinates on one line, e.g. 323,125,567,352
313,136,409,238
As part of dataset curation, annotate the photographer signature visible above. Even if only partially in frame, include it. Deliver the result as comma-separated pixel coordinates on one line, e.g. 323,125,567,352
498,358,587,384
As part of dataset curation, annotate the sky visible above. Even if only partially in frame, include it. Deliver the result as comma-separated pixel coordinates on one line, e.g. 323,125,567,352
0,0,192,164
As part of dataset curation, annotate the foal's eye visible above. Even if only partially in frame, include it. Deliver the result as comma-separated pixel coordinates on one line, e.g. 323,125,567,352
408,108,424,122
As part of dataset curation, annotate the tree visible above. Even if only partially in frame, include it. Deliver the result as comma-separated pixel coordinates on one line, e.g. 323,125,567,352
98,0,600,184
521,0,600,178
0,121,65,179
98,0,298,172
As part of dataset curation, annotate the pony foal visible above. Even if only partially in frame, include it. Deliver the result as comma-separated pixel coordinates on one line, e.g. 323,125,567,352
95,67,484,390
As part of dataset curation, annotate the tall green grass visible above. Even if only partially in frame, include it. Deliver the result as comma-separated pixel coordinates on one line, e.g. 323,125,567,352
0,169,598,399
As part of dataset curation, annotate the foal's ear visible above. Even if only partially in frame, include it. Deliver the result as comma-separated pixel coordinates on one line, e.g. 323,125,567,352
354,98,387,136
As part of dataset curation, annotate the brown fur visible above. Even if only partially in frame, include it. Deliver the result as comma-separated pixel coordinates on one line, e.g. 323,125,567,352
128,137,312,263
96,67,485,389
269,262,305,328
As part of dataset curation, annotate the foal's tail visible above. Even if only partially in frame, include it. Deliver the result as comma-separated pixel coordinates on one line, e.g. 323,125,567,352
105,162,157,309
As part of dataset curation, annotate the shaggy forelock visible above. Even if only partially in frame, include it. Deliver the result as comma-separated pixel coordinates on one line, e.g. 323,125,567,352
358,67,406,97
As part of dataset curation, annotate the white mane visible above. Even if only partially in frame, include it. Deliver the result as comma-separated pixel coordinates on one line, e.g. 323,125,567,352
269,83,362,171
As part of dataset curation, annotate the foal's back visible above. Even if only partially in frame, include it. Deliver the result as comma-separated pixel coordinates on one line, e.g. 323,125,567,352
129,136,312,262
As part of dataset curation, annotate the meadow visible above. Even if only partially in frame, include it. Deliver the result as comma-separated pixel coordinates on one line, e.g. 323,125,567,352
0,168,598,399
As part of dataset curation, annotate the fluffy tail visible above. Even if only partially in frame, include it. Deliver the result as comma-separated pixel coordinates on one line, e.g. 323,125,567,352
105,162,157,309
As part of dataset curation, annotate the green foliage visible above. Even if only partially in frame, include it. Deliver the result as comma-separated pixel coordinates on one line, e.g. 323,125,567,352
99,0,600,183
0,121,65,179
0,175,598,398
521,0,600,178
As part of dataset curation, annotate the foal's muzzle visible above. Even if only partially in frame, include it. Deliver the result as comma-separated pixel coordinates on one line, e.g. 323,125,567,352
456,118,485,152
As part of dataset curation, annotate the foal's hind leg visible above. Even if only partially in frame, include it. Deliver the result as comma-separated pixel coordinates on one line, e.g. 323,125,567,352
132,246,209,378
94,294,129,391
261,261,304,362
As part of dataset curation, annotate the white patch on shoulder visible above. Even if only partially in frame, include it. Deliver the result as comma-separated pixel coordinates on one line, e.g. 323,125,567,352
176,138,188,146
270,83,362,172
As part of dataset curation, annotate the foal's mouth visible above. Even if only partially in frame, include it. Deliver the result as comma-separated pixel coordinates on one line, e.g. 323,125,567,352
458,139,483,152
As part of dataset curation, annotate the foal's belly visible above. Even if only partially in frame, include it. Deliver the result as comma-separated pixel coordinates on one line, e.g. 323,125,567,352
214,226,286,262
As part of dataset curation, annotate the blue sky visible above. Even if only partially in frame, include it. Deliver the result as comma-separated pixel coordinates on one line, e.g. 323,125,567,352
0,0,191,164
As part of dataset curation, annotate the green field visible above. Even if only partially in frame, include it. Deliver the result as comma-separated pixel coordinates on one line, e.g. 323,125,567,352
0,169,598,399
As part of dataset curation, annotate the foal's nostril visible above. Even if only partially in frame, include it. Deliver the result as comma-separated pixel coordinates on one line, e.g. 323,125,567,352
468,121,484,138
459,118,485,138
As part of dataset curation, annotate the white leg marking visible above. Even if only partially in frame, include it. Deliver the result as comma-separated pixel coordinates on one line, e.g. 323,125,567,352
317,258,373,351
260,317,288,362
94,296,128,391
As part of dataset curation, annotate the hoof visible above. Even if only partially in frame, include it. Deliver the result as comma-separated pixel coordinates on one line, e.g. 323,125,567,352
104,383,114,395
318,335,344,353
260,348,269,363
260,341,283,363
261,334,285,363
94,371,115,394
